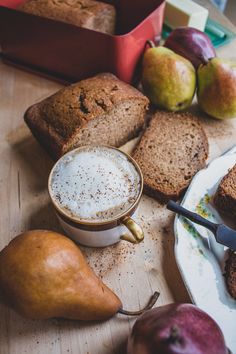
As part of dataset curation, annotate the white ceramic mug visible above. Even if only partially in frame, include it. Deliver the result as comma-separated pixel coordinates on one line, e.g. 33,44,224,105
48,146,144,247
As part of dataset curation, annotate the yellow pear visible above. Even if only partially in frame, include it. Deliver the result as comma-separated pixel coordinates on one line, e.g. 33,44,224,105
0,230,122,321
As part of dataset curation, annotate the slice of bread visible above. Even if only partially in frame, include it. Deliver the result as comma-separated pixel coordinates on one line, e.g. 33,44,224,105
24,73,149,160
225,251,236,299
132,111,209,203
214,164,236,218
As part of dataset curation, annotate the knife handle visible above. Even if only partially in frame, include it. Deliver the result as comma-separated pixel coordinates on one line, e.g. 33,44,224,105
167,200,218,235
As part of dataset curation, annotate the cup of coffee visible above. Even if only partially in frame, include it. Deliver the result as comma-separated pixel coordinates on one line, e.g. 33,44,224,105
48,145,144,247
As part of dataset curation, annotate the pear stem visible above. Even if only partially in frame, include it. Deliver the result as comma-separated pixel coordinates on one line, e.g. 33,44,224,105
168,325,182,344
146,40,156,48
118,291,160,316
197,54,209,66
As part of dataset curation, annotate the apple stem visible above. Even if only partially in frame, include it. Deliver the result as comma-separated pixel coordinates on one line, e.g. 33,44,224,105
146,40,156,48
118,291,160,316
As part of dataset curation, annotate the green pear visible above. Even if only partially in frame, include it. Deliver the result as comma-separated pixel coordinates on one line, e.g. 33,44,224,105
197,58,236,119
142,46,196,111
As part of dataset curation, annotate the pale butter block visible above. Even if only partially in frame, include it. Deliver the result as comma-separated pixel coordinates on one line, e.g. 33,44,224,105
165,0,209,31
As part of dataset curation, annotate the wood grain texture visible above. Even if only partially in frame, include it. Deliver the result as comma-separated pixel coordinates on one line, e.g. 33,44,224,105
0,2,236,353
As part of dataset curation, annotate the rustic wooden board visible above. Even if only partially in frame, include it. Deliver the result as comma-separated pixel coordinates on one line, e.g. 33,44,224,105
0,3,236,353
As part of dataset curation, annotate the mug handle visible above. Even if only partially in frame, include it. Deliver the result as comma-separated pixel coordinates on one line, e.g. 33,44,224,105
120,216,144,244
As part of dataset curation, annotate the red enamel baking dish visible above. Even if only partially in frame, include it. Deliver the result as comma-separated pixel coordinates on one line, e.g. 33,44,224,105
0,0,165,83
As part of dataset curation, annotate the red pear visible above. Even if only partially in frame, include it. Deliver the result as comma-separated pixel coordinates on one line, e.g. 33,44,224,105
127,303,228,354
165,27,216,69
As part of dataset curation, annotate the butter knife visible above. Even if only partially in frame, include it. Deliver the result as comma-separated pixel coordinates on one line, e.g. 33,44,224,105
167,200,236,251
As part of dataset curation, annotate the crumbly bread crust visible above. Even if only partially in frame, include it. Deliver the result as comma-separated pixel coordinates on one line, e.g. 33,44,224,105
225,251,236,299
24,73,149,159
214,164,236,218
132,111,209,203
19,0,116,34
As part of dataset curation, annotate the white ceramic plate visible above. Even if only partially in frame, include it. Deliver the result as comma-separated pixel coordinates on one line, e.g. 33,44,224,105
174,145,236,353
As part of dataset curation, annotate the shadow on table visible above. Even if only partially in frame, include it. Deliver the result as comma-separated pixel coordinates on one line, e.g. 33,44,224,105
28,202,62,232
161,214,191,303
0,298,130,354
7,123,54,194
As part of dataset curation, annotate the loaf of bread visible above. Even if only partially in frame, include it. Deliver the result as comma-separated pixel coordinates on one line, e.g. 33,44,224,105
18,0,116,34
132,111,209,203
24,73,149,159
214,164,236,218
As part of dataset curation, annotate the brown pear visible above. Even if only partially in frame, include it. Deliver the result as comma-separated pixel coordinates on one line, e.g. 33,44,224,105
0,230,122,321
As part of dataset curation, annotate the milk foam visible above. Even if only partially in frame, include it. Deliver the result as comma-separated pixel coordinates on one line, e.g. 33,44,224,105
50,147,141,222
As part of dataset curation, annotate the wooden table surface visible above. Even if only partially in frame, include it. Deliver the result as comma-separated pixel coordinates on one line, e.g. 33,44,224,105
0,2,236,354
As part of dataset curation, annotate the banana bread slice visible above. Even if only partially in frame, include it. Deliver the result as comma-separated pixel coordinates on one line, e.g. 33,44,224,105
225,251,236,299
132,111,209,203
19,0,116,34
214,164,236,218
24,73,149,160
